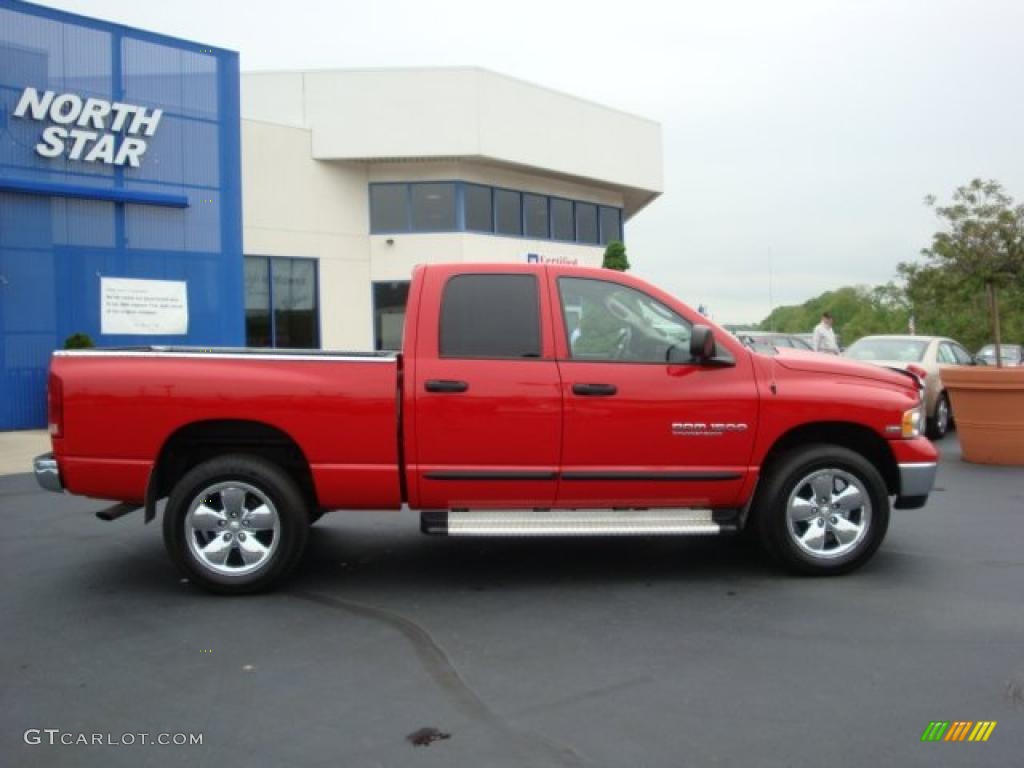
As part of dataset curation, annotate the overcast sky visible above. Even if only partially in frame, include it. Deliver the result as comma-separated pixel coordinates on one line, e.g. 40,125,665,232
35,0,1024,323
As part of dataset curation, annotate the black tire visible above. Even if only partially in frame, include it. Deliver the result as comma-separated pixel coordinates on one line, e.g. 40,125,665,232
163,454,310,594
926,392,951,440
753,443,889,576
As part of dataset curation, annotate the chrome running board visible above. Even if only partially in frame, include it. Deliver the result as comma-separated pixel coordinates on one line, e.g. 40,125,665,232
421,509,738,536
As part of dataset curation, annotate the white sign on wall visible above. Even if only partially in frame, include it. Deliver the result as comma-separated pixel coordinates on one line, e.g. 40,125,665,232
101,277,188,336
12,87,163,167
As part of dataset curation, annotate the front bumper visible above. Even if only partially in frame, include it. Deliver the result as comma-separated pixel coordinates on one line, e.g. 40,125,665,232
34,453,64,493
894,461,938,509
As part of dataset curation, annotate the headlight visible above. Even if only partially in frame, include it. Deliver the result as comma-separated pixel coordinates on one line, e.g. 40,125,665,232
901,402,924,438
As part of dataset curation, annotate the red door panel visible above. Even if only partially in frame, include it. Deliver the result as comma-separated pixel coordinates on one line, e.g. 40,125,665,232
410,266,562,509
550,270,759,509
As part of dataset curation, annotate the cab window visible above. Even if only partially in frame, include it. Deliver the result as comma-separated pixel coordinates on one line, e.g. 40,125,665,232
440,274,541,359
559,277,692,363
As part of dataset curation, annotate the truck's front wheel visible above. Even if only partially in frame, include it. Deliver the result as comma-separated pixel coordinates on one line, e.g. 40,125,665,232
163,455,310,594
754,444,890,575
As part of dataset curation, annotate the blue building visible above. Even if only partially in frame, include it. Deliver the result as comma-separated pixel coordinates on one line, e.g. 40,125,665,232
0,0,242,429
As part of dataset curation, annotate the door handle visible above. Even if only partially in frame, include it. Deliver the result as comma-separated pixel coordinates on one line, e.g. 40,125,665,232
572,383,617,396
425,379,469,393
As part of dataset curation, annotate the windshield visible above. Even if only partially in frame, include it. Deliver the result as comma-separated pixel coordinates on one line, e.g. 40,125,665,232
845,338,928,362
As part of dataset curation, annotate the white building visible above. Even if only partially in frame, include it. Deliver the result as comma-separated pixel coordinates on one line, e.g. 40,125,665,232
240,67,663,351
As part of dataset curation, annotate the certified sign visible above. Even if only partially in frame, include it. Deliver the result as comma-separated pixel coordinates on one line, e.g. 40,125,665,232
523,252,579,266
101,277,188,335
12,87,162,167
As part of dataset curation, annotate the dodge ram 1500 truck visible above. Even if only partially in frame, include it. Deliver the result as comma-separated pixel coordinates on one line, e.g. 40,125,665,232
34,263,938,593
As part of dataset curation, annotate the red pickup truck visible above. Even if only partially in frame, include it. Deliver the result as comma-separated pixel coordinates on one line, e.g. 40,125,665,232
35,264,938,593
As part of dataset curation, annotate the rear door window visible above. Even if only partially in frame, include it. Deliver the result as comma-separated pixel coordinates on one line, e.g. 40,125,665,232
439,274,541,358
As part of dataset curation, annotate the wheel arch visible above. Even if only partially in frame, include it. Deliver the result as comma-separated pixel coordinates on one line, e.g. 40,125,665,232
760,421,899,497
145,419,317,522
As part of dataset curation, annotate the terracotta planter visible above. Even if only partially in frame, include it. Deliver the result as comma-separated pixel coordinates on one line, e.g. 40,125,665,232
940,365,1024,466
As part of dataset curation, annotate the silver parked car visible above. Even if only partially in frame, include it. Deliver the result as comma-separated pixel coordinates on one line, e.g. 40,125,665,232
736,331,814,352
975,344,1023,366
843,335,976,439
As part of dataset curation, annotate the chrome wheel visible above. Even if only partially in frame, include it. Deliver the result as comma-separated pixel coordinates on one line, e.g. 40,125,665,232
185,482,280,577
786,468,872,560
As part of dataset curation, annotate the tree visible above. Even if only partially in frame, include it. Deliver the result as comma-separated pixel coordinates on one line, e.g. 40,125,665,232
759,284,910,344
602,240,630,271
915,179,1024,366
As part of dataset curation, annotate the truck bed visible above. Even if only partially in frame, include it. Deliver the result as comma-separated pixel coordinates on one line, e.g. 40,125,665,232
50,347,403,509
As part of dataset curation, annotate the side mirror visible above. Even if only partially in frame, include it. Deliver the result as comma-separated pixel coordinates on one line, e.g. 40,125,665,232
690,324,716,363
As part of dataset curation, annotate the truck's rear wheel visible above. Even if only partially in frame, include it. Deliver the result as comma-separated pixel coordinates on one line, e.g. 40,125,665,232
754,444,889,575
163,455,309,594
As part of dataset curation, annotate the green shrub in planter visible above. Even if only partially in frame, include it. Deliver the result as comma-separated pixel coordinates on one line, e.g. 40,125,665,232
63,333,95,350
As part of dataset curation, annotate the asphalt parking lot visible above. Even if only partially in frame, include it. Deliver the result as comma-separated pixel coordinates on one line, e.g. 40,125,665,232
1,436,1021,767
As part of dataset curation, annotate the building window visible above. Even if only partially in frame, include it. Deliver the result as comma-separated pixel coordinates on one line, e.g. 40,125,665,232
523,193,549,239
370,184,409,232
440,274,541,358
494,189,523,236
599,206,622,244
464,183,493,233
411,182,456,231
575,202,598,244
369,182,622,245
245,256,319,348
244,257,271,347
373,281,410,351
550,197,575,241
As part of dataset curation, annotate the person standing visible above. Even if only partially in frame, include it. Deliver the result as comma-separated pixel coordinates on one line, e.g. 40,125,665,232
812,312,840,354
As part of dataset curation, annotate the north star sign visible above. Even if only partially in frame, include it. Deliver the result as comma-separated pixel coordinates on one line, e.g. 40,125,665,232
12,87,163,167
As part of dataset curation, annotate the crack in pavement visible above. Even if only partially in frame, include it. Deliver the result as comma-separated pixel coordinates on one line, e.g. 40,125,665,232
288,589,590,767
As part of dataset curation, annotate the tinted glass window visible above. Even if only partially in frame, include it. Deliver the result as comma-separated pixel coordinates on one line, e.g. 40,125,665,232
551,198,574,240
494,189,522,235
599,206,622,244
245,255,319,349
369,185,409,232
271,257,318,348
464,183,493,232
559,277,692,363
244,256,271,347
373,281,410,351
937,343,957,364
523,193,549,239
411,183,456,231
440,274,540,358
575,202,598,244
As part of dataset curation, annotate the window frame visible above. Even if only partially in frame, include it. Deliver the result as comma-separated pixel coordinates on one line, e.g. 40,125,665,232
549,196,576,242
368,182,412,234
438,272,543,360
574,201,599,245
409,181,458,233
463,182,494,234
245,254,321,349
368,181,623,245
557,276,696,366
493,187,524,237
598,205,623,245
523,192,550,239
